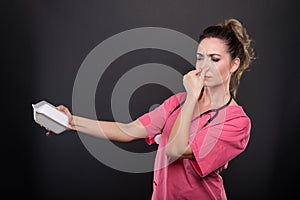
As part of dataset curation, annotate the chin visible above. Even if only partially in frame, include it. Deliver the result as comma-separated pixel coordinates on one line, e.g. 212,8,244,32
204,81,226,89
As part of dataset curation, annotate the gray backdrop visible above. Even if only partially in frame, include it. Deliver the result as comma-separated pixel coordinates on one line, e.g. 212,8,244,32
2,0,300,199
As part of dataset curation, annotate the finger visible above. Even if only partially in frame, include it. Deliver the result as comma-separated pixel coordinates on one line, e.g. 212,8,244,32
46,131,54,137
57,105,72,117
57,105,66,111
190,69,201,74
198,74,205,82
186,69,201,77
194,69,202,76
199,67,209,79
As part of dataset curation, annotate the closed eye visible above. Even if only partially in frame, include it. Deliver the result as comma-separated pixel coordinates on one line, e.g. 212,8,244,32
211,57,220,62
196,53,204,61
209,53,221,62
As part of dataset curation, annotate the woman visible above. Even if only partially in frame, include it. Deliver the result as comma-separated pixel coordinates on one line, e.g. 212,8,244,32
47,18,255,199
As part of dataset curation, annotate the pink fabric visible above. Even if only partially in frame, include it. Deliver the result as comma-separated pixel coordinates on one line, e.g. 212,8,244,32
138,92,251,200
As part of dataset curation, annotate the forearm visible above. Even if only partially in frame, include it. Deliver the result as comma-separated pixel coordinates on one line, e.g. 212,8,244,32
71,116,140,142
166,95,197,157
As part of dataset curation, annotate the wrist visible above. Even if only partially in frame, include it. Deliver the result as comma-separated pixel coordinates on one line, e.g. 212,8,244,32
185,94,198,104
70,115,77,130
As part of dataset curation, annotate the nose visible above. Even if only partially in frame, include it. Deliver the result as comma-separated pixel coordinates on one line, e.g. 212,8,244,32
196,58,211,70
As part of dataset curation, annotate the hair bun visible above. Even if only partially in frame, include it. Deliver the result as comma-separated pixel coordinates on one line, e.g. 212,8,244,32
225,19,255,61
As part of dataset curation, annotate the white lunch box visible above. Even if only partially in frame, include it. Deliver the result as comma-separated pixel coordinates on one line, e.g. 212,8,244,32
32,100,71,134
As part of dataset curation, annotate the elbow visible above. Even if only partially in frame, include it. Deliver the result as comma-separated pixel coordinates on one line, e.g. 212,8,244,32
165,144,194,159
165,146,183,158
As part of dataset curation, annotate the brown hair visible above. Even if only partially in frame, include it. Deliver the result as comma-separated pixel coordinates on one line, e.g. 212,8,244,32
199,18,255,97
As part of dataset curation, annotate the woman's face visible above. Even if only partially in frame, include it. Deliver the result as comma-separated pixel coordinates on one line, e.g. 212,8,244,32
196,37,239,88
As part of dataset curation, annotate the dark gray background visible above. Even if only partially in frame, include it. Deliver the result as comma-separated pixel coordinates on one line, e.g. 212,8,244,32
2,0,300,199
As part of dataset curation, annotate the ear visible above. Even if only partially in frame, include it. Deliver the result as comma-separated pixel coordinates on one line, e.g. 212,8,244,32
230,57,240,73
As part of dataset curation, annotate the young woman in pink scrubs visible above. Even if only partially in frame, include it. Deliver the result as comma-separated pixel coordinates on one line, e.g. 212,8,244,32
48,18,255,199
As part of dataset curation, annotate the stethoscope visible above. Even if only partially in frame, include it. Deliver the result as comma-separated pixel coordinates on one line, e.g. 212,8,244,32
191,93,233,130
154,93,233,144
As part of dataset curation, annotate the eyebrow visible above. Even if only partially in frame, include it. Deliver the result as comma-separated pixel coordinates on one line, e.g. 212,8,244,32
196,53,221,57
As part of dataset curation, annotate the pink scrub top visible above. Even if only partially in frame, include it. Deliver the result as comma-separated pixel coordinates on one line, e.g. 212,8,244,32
138,92,251,200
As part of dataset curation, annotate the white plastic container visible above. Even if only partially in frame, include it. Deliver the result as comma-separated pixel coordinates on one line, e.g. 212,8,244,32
32,100,71,134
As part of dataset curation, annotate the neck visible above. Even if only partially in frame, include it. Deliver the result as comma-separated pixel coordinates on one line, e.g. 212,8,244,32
199,85,231,109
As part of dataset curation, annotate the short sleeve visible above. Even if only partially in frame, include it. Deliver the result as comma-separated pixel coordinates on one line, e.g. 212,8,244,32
190,109,251,177
138,92,186,145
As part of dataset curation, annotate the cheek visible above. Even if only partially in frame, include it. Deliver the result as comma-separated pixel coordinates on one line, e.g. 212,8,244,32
215,63,230,78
